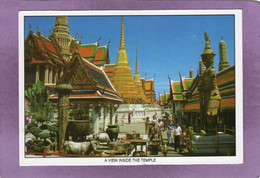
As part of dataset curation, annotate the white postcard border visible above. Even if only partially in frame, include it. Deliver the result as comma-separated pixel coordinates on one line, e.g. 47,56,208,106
19,9,243,166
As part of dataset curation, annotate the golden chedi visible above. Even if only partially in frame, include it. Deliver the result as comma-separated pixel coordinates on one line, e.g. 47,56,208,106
134,43,146,103
111,17,138,103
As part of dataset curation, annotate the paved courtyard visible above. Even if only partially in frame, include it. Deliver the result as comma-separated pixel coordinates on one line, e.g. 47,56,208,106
100,121,190,157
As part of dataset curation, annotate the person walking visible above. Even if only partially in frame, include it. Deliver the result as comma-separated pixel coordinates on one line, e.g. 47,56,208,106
145,117,150,135
158,118,164,144
121,114,125,126
115,114,118,124
128,113,131,124
173,122,182,152
167,118,174,145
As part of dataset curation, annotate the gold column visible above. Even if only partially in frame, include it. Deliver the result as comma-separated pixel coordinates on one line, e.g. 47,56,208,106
49,66,53,83
60,67,64,79
54,69,58,84
35,65,40,83
44,65,49,84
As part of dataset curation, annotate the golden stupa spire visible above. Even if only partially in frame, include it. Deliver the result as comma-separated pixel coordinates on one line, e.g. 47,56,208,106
134,41,146,102
111,16,139,103
135,41,139,75
119,16,125,50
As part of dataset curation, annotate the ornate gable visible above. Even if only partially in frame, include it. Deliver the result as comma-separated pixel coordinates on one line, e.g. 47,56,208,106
58,52,97,87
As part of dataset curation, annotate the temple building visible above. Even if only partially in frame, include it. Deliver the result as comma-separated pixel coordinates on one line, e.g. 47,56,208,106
140,77,156,104
24,16,122,137
25,16,111,89
25,26,67,88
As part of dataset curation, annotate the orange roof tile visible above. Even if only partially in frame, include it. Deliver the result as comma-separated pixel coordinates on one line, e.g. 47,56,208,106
95,48,105,60
43,38,56,54
35,38,45,52
79,46,95,57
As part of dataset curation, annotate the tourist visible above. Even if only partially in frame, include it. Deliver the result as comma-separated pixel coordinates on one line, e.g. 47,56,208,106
121,114,125,126
145,117,150,135
173,122,182,152
155,112,159,122
115,114,118,124
25,114,30,128
148,122,156,141
167,117,174,145
158,118,164,144
128,113,131,124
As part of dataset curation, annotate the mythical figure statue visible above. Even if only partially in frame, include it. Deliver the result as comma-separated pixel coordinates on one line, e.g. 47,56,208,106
199,32,221,135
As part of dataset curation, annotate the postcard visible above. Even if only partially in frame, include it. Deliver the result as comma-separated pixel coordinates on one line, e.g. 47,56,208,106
19,9,243,166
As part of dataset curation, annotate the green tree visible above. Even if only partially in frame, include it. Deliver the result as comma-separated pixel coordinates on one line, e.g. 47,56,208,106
30,127,41,138
25,81,53,123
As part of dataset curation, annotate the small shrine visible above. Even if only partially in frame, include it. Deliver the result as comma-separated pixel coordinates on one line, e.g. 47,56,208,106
49,49,122,151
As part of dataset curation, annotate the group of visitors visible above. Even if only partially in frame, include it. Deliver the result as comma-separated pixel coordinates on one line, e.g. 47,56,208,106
25,114,34,128
145,112,183,153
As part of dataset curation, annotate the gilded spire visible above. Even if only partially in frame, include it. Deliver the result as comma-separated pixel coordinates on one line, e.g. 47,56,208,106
219,36,230,71
135,41,139,74
112,16,138,103
189,66,194,78
119,16,125,50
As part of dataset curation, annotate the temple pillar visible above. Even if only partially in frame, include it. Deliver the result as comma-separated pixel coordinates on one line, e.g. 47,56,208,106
103,104,108,131
92,104,100,133
85,104,90,120
49,66,53,83
35,65,40,83
44,65,49,84
54,69,58,84
60,67,64,79
110,103,115,124
56,83,72,152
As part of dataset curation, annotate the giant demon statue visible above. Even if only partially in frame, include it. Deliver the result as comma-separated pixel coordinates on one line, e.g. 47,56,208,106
200,32,222,135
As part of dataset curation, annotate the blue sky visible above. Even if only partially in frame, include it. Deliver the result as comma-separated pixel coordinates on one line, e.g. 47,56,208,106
24,15,235,97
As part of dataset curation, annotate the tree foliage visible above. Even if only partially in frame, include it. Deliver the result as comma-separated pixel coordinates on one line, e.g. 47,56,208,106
25,81,53,122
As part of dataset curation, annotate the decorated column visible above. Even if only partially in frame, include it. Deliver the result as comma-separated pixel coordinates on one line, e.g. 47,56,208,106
49,66,53,83
92,103,100,133
56,83,72,152
85,104,90,120
103,104,108,131
44,65,49,84
54,69,58,84
110,103,115,124
35,65,40,83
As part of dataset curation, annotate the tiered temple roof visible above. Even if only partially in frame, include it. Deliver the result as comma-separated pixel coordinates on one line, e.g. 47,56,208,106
70,39,110,67
103,64,116,80
49,50,121,103
26,30,67,68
